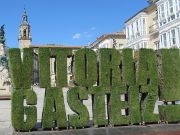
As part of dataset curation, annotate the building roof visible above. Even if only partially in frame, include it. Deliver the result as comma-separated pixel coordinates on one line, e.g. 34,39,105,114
148,0,159,4
125,3,156,23
31,44,82,49
89,31,126,48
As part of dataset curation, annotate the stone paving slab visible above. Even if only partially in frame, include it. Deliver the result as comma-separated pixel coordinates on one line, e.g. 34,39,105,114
13,124,180,135
0,128,13,135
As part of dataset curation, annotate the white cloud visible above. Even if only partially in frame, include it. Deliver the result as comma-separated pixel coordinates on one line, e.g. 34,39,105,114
72,27,96,40
90,27,96,31
83,32,88,34
85,34,93,38
72,33,81,39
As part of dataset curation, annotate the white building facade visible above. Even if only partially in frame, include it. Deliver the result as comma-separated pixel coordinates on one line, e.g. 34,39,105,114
157,0,180,48
124,3,159,50
123,0,180,50
125,12,149,50
89,32,127,50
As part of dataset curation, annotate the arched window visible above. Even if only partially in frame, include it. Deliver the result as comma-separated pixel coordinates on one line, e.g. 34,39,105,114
23,29,26,37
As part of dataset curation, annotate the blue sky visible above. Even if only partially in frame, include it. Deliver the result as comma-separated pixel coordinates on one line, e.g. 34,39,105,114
0,0,148,48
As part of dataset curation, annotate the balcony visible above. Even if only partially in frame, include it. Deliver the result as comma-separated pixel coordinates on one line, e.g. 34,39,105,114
149,23,159,34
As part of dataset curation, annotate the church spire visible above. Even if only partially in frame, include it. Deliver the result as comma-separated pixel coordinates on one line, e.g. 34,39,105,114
18,8,32,49
22,8,29,25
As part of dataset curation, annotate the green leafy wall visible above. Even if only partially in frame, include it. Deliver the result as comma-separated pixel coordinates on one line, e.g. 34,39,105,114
9,48,180,131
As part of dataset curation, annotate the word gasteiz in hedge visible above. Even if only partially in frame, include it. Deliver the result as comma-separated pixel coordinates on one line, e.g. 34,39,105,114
8,48,180,131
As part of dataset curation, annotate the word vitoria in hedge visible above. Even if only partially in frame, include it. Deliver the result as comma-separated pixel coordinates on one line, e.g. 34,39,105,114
8,48,180,131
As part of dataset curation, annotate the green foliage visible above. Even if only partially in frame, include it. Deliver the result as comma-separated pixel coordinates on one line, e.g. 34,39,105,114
9,48,180,131
74,48,97,87
160,49,180,101
158,49,180,123
110,86,129,125
9,48,37,131
122,49,140,124
122,49,135,85
137,49,159,123
89,86,110,126
99,49,122,86
128,85,141,124
67,87,89,128
137,49,159,87
140,86,159,123
52,48,72,87
11,89,37,131
39,48,51,88
8,48,34,89
42,87,67,129
159,105,180,122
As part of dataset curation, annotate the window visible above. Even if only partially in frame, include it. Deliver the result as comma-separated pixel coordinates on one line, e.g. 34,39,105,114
131,24,134,39
163,33,167,47
158,7,161,22
137,44,140,49
102,43,108,48
155,42,160,50
161,4,165,19
175,0,179,11
171,29,176,45
168,0,174,15
136,20,139,36
127,27,130,39
178,27,180,47
177,0,180,17
176,0,180,11
144,42,147,48
178,27,180,37
158,5,166,26
142,18,146,35
23,29,26,37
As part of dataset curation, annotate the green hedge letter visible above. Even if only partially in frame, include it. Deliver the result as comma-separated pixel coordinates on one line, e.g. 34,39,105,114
39,48,51,88
159,49,180,122
52,48,72,87
128,85,141,124
74,48,97,87
89,86,110,126
11,89,37,131
8,48,34,88
67,87,89,128
122,49,141,124
110,86,129,125
42,87,67,129
9,48,37,131
99,49,122,86
137,49,159,123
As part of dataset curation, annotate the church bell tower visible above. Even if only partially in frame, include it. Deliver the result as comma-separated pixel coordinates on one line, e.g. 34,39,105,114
18,8,32,49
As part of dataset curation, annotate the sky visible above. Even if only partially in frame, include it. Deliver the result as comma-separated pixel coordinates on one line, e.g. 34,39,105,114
0,0,148,48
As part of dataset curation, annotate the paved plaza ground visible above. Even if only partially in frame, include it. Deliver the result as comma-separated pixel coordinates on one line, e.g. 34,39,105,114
1,87,180,135
13,124,180,135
